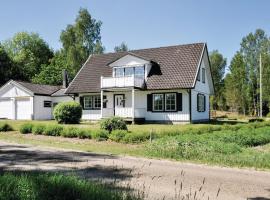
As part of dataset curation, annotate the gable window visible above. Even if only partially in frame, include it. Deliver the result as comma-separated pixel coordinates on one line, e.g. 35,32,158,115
115,68,124,77
153,94,164,111
197,93,205,112
44,101,52,108
84,95,101,110
165,93,176,111
202,68,206,83
197,68,201,81
135,66,144,77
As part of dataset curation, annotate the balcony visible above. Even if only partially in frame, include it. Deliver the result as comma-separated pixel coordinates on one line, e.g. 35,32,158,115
101,76,145,89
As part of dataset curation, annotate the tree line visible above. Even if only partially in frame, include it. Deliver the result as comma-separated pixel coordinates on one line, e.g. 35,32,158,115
1,8,269,116
0,8,128,86
211,29,270,116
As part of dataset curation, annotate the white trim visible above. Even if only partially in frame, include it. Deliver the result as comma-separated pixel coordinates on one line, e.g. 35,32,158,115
0,80,34,97
192,43,206,88
152,94,164,111
65,55,93,94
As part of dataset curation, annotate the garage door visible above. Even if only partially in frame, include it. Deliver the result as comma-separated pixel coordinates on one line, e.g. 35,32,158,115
0,99,13,119
16,98,32,120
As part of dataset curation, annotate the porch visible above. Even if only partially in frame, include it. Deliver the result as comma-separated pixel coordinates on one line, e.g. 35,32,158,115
100,89,146,122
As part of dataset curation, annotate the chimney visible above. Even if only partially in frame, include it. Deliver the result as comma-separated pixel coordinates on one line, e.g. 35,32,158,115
62,69,69,88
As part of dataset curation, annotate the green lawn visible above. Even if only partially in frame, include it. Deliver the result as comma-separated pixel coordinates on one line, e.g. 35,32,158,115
1,120,270,170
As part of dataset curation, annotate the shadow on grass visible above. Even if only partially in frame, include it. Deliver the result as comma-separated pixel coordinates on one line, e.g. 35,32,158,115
203,119,247,125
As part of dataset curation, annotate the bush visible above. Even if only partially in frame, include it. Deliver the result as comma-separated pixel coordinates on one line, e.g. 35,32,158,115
109,130,128,142
91,129,109,141
77,129,91,139
122,131,154,143
19,123,33,134
61,127,79,138
43,125,63,136
53,101,82,124
100,117,127,132
249,118,264,123
267,112,270,118
32,124,45,135
0,123,13,132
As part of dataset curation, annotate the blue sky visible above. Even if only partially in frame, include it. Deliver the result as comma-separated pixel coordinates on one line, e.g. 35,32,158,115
0,0,270,64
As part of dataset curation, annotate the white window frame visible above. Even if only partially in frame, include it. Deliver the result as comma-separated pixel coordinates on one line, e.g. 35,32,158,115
202,68,206,83
152,94,164,111
197,94,205,112
165,93,177,111
84,95,101,110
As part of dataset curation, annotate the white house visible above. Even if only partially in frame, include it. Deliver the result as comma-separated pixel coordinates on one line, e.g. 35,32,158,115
65,43,214,123
0,76,72,120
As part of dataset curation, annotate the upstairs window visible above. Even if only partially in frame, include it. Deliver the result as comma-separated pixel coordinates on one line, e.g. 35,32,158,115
135,66,144,77
202,68,206,83
125,67,134,76
115,68,124,77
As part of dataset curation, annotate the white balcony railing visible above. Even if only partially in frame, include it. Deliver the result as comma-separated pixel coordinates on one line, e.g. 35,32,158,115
101,76,145,89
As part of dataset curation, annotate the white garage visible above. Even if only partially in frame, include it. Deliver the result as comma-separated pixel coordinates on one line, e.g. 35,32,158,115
0,80,73,120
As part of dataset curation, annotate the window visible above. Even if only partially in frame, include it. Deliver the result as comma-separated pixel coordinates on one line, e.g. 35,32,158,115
135,66,145,77
115,68,124,77
165,93,176,111
84,95,101,110
44,101,52,108
197,68,200,81
202,68,206,83
103,95,107,108
125,67,134,76
153,94,164,111
197,94,205,112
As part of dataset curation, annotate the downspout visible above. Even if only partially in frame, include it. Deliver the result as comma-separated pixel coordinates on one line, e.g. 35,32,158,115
189,89,192,123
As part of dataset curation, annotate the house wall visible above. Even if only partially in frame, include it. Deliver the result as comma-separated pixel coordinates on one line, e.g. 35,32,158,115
76,94,101,120
33,96,52,120
191,49,211,122
101,89,190,122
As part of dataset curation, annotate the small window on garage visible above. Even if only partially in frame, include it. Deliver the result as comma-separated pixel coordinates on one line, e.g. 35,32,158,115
44,101,52,108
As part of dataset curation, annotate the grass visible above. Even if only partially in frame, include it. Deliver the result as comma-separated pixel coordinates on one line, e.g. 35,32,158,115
1,119,270,170
0,172,141,200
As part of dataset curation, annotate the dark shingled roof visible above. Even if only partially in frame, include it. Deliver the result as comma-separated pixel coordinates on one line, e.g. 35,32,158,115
16,81,62,96
51,88,67,96
66,43,205,93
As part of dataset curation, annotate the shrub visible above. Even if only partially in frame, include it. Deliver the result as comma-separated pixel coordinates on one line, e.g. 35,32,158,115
122,131,154,143
53,101,82,124
109,130,128,142
249,118,264,123
19,123,33,134
61,127,79,138
267,112,270,118
91,129,109,141
32,124,45,135
100,117,127,132
0,123,13,132
77,129,91,139
43,125,63,136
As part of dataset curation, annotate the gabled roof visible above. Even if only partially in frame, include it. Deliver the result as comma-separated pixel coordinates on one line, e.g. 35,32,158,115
66,43,206,93
14,81,63,96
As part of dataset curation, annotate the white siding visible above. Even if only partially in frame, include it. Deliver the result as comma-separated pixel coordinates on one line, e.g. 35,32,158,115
109,55,149,67
191,49,212,122
0,84,31,98
76,94,101,120
33,96,52,120
0,99,13,119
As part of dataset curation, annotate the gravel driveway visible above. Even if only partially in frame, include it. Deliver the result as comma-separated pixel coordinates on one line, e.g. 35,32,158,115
0,141,269,200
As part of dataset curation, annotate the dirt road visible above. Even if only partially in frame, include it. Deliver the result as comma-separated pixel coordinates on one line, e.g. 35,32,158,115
0,141,269,200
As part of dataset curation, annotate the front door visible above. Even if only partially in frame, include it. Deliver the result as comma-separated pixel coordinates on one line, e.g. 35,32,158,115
114,94,125,108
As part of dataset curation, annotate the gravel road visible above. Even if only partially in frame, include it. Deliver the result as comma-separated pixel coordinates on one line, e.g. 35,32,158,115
0,141,269,200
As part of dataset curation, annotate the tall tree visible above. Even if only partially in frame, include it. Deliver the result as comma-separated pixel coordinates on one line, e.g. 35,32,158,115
3,32,53,81
0,44,16,86
114,42,128,52
32,51,75,85
60,8,104,72
226,52,248,114
209,50,227,110
240,29,270,115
